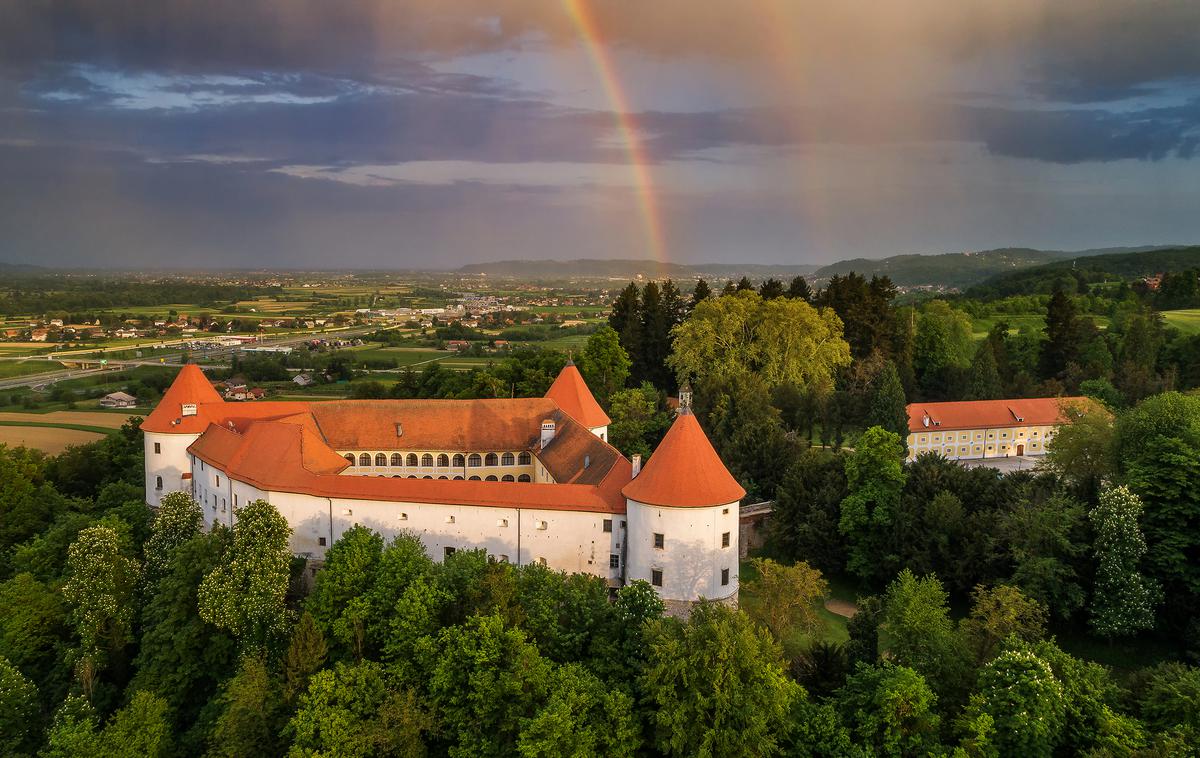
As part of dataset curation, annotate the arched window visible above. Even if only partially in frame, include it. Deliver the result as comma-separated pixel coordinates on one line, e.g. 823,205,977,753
518,474,531,482
501,474,514,482
421,453,434,467
375,453,386,467
345,454,355,465
155,475,163,490
485,453,498,466
438,475,448,480
437,453,449,467
390,453,402,466
468,454,482,467
485,475,498,481
453,475,464,480
359,453,371,467
469,475,481,481
406,453,418,466
518,452,532,465
501,452,515,466
423,475,433,479
407,475,417,479
453,453,465,467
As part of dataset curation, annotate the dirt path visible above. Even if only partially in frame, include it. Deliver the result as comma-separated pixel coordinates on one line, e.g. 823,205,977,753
824,598,859,619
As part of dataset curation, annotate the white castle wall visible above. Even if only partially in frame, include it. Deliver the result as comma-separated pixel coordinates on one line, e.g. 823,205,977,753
625,498,740,605
144,430,200,508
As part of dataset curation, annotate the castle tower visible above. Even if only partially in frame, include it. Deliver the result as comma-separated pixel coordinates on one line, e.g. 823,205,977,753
140,364,223,507
622,405,745,615
544,360,611,441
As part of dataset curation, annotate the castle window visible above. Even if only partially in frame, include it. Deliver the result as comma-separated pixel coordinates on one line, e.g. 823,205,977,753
468,454,482,467
437,453,449,467
721,532,730,548
399,512,408,520
653,533,664,549
610,554,619,568
469,475,481,481
438,475,448,480
501,452,515,466
444,546,455,559
721,568,730,586
501,475,514,482
497,518,508,527
154,442,161,454
215,475,220,487
651,569,663,587
422,453,434,467
453,475,464,480
723,508,729,515
391,453,402,466
406,453,418,467
453,453,465,467
517,474,531,482
318,537,327,547
345,454,355,465
485,453,498,466
358,453,370,467
374,453,385,467
603,519,613,533
422,475,432,480
445,515,455,524
518,452,532,465
485,475,498,481
536,520,548,530
155,476,163,490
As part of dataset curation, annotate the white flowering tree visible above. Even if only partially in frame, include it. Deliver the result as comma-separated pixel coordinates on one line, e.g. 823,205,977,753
62,524,141,695
1088,485,1158,638
962,646,1066,757
198,499,292,655
143,491,203,587
0,655,39,752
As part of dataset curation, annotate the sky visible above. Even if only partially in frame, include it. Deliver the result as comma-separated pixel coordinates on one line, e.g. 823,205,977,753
2,1,1200,269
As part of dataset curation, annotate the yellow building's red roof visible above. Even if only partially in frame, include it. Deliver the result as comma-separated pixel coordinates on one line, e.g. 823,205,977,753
906,396,1095,434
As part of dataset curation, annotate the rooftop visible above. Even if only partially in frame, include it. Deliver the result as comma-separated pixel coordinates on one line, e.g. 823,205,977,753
906,396,1096,433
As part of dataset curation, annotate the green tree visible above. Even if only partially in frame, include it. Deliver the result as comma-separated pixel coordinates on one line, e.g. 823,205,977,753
838,426,906,581
0,655,38,754
1135,662,1200,736
62,524,141,695
690,278,712,309
759,278,786,299
959,584,1047,665
142,491,203,587
284,612,328,703
834,662,941,757
515,563,611,663
42,691,172,758
306,525,384,660
866,360,909,440
208,655,287,758
1089,485,1157,638
608,283,642,368
607,382,671,459
913,300,974,396
516,663,640,758
198,499,293,654
40,695,99,758
1044,401,1114,499
668,290,851,397
880,570,969,704
0,573,69,702
962,646,1065,758
965,339,1004,400
1001,492,1088,619
578,325,631,402
1039,287,1079,381
640,602,800,758
743,558,828,644
786,275,813,302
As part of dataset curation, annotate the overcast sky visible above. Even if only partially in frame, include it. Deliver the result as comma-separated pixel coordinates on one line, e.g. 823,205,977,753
2,1,1200,269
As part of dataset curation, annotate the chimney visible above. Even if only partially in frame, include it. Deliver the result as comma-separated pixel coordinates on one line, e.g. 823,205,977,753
540,419,556,448
631,454,642,477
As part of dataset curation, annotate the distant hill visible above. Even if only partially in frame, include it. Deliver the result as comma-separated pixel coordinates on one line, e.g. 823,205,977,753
966,246,1200,298
455,258,819,281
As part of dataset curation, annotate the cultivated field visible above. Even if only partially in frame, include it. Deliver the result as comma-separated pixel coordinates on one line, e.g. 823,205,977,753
0,425,105,453
0,411,137,428
1162,309,1200,335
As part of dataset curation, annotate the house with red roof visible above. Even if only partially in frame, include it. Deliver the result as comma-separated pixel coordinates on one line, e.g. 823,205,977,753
142,363,742,612
905,396,1097,461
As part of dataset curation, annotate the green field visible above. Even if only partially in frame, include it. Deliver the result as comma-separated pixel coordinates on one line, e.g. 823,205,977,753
971,313,1110,340
1161,309,1200,335
0,360,64,378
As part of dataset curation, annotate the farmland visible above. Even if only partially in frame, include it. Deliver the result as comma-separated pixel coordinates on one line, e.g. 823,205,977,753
0,425,106,453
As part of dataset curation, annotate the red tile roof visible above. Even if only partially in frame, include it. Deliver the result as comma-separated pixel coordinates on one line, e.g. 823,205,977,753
544,363,610,428
906,396,1095,433
622,411,745,508
140,364,224,433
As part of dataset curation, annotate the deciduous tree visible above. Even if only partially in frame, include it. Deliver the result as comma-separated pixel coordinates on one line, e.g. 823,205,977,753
1089,486,1157,638
838,426,906,581
743,557,828,644
577,325,631,402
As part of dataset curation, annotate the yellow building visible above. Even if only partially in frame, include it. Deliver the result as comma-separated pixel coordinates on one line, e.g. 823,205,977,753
905,397,1092,461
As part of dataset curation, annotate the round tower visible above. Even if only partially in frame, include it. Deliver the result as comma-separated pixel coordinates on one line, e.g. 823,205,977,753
622,403,745,617
140,364,223,507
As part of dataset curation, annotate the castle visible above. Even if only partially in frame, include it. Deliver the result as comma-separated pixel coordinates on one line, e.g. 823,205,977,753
142,363,744,612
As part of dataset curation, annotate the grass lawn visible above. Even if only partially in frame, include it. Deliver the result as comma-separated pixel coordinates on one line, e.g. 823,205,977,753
0,360,65,378
1161,308,1200,335
970,312,1110,340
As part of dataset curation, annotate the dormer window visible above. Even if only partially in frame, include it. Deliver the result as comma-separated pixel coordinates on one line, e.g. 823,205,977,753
181,403,197,417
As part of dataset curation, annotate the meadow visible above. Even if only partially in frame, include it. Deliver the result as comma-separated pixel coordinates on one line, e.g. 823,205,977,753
1161,308,1200,335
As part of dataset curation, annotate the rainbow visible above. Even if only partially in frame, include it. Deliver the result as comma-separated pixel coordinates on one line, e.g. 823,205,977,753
562,0,668,267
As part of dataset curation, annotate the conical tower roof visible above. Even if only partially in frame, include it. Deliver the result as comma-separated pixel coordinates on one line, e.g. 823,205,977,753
545,362,611,429
621,410,745,508
141,364,224,433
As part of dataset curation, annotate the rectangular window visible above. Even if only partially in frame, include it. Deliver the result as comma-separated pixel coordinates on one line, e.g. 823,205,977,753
653,533,664,549
497,518,508,528
722,508,729,515
234,494,238,507
609,554,619,568
154,442,161,454
318,537,327,546
603,518,613,533
651,569,663,587
215,475,220,487
721,531,730,548
444,546,456,558
721,568,730,586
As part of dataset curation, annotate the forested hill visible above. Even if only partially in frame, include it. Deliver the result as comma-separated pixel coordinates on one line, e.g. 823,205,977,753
811,248,1059,289
455,258,819,280
966,245,1200,299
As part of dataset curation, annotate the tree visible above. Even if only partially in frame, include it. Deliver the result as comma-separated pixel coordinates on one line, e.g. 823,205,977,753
42,691,172,758
880,570,969,704
607,382,671,459
1089,486,1157,638
284,612,328,703
962,645,1066,758
0,573,69,701
866,360,909,440
198,499,293,654
0,655,38,754
786,275,812,302
142,491,202,587
743,558,828,644
62,524,141,694
965,339,1004,400
768,448,849,574
515,564,611,663
577,325,631,402
669,290,851,397
516,663,640,758
736,276,754,291
835,662,941,757
1002,492,1088,619
1044,401,1115,499
759,278,786,299
960,584,1047,665
426,613,552,757
1040,287,1079,381
913,300,974,396
690,278,712,309
306,525,384,660
607,283,642,367
640,602,800,757
639,280,678,390
208,655,287,758
838,426,906,581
